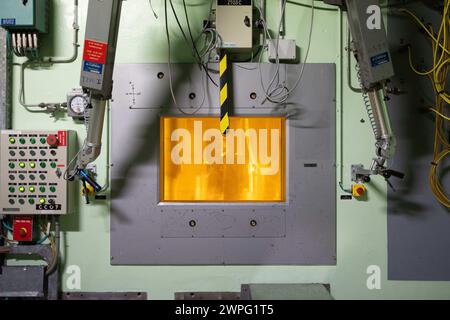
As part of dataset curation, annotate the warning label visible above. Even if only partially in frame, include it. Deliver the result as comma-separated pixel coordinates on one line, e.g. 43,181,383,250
58,131,67,147
83,39,108,64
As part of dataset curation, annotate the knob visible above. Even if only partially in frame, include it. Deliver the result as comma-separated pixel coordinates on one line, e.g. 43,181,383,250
19,227,28,238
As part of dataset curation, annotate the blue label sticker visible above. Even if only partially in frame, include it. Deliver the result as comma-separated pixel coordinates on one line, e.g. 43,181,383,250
371,52,390,67
83,61,104,75
1,18,16,26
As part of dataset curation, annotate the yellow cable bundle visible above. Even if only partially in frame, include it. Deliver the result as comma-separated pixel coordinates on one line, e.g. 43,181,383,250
403,2,450,207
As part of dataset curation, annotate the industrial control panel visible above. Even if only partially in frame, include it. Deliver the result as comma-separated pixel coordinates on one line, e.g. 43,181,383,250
216,0,253,51
0,0,48,33
0,130,76,215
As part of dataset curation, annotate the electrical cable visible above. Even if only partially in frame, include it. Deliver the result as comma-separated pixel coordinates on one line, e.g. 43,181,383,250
181,0,218,87
257,0,315,104
404,1,450,207
165,0,207,115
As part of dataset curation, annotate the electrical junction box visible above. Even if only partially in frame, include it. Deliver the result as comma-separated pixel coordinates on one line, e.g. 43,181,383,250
345,0,394,89
0,130,77,215
216,0,253,51
0,0,48,33
268,39,297,62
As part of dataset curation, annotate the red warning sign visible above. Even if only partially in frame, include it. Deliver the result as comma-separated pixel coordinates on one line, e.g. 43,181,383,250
83,39,108,64
58,131,67,147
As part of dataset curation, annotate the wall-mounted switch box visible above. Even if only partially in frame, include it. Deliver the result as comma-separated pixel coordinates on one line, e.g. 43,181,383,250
0,0,48,33
268,39,297,62
216,0,253,52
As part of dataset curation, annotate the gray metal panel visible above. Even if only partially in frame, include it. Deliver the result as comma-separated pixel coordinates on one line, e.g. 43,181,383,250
61,292,147,300
0,266,45,298
387,2,450,280
110,63,336,265
0,29,11,130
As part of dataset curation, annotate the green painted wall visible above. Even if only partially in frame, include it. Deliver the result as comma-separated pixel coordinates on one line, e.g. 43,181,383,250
8,0,450,299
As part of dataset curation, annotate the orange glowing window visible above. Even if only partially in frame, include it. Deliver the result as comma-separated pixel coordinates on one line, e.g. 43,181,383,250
160,116,286,202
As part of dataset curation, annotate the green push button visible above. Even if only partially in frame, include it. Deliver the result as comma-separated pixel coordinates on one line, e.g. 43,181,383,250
39,198,46,204
8,162,15,169
40,162,46,168
40,137,46,144
19,138,26,144
29,199,35,205
30,138,36,144
8,186,15,193
19,162,26,168
29,186,35,193
40,186,46,193
29,162,36,169
50,186,56,193
50,162,56,168
19,186,25,193
9,137,16,144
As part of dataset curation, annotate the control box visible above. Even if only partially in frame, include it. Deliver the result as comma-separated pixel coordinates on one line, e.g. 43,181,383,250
0,130,76,215
216,0,253,51
0,0,48,33
346,0,394,89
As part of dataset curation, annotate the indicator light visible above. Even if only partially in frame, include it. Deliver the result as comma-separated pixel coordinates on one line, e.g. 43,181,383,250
40,137,46,144
19,138,26,144
29,199,35,205
40,162,46,168
50,186,56,193
29,186,35,193
29,162,36,169
9,137,16,144
50,162,57,168
9,162,15,169
30,138,36,144
39,186,46,193
8,186,15,193
19,162,26,168
39,198,46,204
19,186,25,193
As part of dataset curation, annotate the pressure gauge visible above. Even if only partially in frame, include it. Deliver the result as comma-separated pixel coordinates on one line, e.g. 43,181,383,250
67,89,89,119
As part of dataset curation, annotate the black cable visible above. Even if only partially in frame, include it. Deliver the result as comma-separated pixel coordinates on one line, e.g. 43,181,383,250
169,0,191,48
182,0,218,87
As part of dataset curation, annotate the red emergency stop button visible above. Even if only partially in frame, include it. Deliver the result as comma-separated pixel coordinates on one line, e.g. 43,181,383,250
352,184,366,197
46,135,59,147
12,217,33,242
19,227,28,238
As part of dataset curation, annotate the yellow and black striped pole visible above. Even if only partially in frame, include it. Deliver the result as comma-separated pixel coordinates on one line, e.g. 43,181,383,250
219,50,230,135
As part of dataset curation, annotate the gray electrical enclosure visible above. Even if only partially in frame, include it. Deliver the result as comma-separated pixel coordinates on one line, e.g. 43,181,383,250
80,0,122,99
346,0,394,89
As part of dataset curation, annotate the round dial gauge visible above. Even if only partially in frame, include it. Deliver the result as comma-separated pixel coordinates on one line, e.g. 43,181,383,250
69,95,88,115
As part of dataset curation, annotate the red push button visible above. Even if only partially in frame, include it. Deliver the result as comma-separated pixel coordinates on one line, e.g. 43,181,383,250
46,135,59,147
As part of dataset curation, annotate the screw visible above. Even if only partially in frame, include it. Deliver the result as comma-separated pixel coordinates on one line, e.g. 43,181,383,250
189,92,196,100
157,72,164,79
189,220,197,228
250,92,257,100
250,219,257,227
